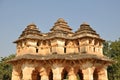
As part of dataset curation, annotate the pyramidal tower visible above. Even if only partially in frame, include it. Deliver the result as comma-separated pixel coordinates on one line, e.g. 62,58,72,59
9,18,113,80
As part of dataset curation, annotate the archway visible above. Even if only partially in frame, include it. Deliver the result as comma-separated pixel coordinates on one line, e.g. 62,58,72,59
62,69,68,80
77,69,83,80
93,67,108,80
49,69,53,80
93,69,98,80
32,70,41,80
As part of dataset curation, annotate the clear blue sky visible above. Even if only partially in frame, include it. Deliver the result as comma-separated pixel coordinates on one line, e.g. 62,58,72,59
0,0,120,57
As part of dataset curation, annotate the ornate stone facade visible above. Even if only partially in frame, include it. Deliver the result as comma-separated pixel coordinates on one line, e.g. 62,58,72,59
9,18,113,80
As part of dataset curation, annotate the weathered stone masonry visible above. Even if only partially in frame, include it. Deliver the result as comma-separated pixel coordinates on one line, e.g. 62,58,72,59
9,18,113,80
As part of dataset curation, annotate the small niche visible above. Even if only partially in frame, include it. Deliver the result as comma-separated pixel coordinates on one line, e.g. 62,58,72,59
64,47,66,53
93,47,95,52
36,48,39,53
64,41,67,53
37,42,39,46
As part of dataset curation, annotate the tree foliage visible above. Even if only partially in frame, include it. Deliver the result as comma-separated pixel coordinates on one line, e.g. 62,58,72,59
103,38,120,80
0,54,15,80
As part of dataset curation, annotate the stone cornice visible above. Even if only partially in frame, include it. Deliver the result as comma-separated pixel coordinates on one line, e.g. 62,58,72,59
8,53,113,65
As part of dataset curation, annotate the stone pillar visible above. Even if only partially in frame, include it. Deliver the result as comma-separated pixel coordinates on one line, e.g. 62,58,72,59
22,65,34,80
39,67,49,80
68,68,77,80
98,67,108,80
52,65,63,80
12,66,21,80
82,68,93,80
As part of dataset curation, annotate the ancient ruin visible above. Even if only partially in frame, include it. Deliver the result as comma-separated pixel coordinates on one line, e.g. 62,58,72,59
9,18,113,80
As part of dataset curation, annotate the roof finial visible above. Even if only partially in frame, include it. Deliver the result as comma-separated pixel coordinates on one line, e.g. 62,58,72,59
57,18,65,22
27,23,37,29
82,22,89,25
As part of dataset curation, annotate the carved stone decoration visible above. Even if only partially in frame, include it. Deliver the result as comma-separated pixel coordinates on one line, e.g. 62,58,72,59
39,40,50,55
9,18,113,80
65,40,79,54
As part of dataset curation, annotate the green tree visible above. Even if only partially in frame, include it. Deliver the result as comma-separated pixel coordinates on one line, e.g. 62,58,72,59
0,54,15,80
103,38,120,80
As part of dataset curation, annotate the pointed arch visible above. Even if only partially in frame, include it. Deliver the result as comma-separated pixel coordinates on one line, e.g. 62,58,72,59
93,68,98,80
32,70,41,80
77,69,83,80
49,69,53,80
62,68,68,80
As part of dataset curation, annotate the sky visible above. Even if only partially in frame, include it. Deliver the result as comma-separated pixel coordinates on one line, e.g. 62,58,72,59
0,0,120,57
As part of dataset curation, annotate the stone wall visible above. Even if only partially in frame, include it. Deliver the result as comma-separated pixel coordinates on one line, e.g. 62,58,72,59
16,38,103,56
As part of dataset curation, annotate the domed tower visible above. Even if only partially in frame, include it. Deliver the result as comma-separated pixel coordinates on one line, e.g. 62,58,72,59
50,18,73,33
48,18,74,54
14,23,42,56
74,22,104,55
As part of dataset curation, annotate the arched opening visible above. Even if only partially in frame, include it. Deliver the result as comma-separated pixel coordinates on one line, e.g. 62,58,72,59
62,69,68,80
49,69,53,80
77,69,83,80
93,69,98,80
32,70,41,80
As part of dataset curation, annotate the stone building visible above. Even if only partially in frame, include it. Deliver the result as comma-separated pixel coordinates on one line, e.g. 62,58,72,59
9,18,113,80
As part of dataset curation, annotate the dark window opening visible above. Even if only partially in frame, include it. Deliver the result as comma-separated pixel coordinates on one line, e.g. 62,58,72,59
77,41,80,52
64,47,66,53
64,41,67,53
37,42,39,46
36,48,39,53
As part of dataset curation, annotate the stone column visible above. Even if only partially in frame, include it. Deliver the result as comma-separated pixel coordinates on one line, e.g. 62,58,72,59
68,68,77,80
39,67,49,80
98,67,108,80
22,65,34,80
12,66,21,80
82,68,93,80
52,65,63,80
